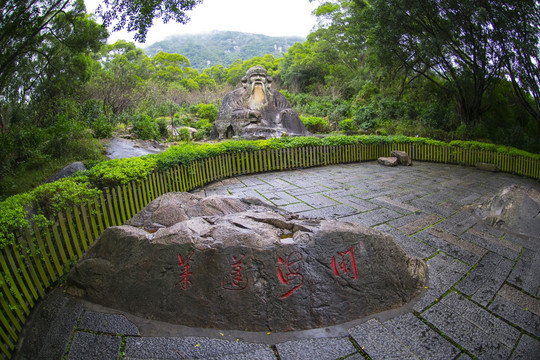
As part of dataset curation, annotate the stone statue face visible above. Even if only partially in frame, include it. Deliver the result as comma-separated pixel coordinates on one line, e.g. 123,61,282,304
245,67,271,110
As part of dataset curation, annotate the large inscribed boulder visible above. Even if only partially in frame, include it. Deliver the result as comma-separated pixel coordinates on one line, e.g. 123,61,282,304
67,193,427,332
210,66,310,140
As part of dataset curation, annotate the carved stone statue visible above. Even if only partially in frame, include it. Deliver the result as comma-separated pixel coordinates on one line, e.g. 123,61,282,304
211,66,309,139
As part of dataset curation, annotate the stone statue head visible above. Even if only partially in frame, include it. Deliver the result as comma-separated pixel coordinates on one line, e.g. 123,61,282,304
242,66,272,110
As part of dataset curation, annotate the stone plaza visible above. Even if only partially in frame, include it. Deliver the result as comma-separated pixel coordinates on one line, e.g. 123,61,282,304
16,161,539,359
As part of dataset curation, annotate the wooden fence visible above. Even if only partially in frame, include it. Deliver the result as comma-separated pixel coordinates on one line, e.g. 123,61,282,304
1,143,539,358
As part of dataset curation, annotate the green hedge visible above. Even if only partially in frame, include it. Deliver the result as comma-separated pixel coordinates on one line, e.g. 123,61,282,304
1,135,538,248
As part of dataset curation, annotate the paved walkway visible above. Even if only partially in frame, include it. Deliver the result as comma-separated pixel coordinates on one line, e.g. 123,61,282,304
15,162,539,360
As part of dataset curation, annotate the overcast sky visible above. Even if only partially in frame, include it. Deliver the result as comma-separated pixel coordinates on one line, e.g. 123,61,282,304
84,0,319,45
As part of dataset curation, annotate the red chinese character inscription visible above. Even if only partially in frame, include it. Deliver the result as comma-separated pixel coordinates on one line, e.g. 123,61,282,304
331,246,357,279
222,254,248,291
276,251,304,299
176,252,194,290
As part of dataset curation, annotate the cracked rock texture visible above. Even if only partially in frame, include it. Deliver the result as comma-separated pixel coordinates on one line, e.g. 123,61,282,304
468,185,540,239
67,193,426,332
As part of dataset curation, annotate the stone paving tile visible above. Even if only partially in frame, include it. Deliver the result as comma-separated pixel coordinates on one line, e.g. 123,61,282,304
426,228,487,259
351,188,397,200
319,187,366,198
414,253,471,312
205,187,233,197
503,233,540,253
238,177,268,187
275,337,356,360
278,202,314,213
489,290,540,336
349,319,418,359
397,213,442,235
370,196,421,215
203,348,277,360
78,311,139,336
227,189,267,202
422,297,514,359
383,313,459,360
440,292,521,348
507,248,540,297
283,185,330,196
470,222,507,239
413,229,483,265
456,252,515,306
67,332,121,360
299,205,359,219
295,193,340,208
462,230,520,261
333,196,379,212
14,289,84,360
510,334,540,360
258,191,299,206
374,225,436,260
498,284,540,316
340,208,403,227
125,336,270,360
434,211,478,236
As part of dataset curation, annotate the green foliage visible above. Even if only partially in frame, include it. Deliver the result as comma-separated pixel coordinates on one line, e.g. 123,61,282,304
194,118,214,134
301,116,329,133
157,118,169,138
179,127,191,142
31,175,100,216
196,103,219,121
131,114,159,140
339,118,358,134
0,193,34,248
193,130,205,141
87,156,158,188
92,115,114,138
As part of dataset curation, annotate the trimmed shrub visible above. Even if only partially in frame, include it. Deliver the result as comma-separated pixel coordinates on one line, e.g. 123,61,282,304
301,116,329,133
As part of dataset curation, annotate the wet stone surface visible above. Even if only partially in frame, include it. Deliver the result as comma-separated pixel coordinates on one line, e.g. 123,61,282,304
14,161,540,360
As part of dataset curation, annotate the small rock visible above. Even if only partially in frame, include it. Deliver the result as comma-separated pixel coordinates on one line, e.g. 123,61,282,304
46,162,86,183
378,157,399,166
476,162,498,172
391,150,413,166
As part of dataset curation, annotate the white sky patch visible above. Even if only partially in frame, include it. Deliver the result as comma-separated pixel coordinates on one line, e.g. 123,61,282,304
84,0,319,45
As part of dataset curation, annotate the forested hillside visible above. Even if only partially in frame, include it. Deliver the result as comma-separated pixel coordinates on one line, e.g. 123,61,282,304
144,31,304,71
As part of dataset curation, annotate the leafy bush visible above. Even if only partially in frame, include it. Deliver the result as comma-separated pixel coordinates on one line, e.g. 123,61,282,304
193,130,206,141
87,156,158,187
194,118,214,134
131,114,159,140
196,103,219,121
339,118,358,134
179,127,191,142
301,116,329,133
32,175,101,216
157,118,169,138
92,115,114,138
353,105,378,130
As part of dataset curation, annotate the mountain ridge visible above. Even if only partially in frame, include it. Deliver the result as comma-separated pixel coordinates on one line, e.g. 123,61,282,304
143,30,304,71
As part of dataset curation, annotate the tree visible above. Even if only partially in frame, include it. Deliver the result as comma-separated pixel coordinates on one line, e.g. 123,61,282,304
0,0,107,128
96,0,203,42
491,0,540,130
88,41,151,114
151,51,190,83
364,0,538,126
